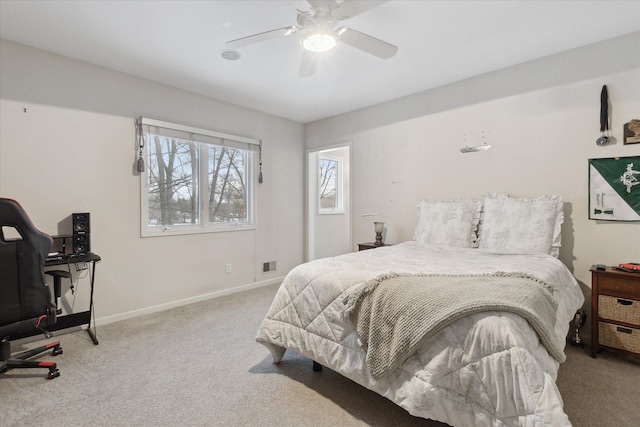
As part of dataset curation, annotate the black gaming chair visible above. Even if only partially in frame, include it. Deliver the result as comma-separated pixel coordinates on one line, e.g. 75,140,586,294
0,197,62,379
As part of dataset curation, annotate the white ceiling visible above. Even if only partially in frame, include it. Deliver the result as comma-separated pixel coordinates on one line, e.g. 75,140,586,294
1,1,639,123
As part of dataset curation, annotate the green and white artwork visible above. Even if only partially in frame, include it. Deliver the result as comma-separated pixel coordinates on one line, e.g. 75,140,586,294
589,156,640,221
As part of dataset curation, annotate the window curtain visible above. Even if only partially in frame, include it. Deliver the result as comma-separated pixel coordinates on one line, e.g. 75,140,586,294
135,117,262,179
137,117,260,152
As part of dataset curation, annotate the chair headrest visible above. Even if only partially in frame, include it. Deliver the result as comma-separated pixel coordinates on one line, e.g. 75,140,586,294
0,198,52,250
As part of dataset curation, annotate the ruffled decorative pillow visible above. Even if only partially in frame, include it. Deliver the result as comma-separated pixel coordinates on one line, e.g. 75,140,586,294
478,193,564,256
414,199,482,248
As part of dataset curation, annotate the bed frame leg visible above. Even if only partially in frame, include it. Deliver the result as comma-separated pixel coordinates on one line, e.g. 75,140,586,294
312,360,323,372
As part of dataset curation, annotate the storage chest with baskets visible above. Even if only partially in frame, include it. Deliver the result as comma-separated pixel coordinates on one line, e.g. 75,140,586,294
591,265,640,359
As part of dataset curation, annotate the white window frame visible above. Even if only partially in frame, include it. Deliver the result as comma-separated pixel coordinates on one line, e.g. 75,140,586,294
318,153,344,215
138,118,258,237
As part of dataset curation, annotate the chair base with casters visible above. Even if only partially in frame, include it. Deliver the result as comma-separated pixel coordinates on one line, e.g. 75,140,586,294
0,314,63,379
0,337,62,379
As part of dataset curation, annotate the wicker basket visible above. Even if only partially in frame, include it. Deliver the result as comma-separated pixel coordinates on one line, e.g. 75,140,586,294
599,322,640,354
599,295,640,324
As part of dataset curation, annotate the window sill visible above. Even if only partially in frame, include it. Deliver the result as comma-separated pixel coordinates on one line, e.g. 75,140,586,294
141,223,255,238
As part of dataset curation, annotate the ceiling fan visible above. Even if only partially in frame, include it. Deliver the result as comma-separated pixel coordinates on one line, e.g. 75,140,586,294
225,0,397,77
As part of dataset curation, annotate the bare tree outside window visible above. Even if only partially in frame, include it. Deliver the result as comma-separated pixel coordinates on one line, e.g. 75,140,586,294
148,136,200,227
146,134,252,231
208,146,248,223
319,156,342,213
319,158,337,209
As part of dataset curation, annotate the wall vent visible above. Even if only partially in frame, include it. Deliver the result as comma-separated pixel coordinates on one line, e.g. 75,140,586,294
263,261,276,272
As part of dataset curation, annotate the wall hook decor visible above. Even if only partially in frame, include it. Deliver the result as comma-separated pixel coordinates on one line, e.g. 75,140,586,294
596,85,611,146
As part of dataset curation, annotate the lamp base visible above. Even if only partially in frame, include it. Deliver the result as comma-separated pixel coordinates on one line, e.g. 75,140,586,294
373,221,384,246
569,330,584,347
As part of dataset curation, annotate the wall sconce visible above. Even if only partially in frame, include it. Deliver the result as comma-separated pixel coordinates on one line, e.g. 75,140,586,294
374,221,384,246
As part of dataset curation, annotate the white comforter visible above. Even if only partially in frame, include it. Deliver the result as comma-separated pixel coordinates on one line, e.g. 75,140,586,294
256,242,584,426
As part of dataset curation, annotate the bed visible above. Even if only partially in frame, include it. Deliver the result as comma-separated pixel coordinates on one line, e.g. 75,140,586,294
256,194,585,426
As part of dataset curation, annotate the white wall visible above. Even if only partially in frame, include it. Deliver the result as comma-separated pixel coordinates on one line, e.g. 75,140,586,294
0,39,305,324
305,32,640,340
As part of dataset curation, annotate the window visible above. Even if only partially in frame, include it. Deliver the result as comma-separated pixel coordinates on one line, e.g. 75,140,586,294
318,154,343,214
138,118,258,236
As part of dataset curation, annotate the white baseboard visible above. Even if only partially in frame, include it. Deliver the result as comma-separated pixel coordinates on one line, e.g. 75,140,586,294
94,276,284,327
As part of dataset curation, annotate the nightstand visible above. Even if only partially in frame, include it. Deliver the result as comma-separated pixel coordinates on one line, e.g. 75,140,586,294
590,265,640,359
357,242,391,251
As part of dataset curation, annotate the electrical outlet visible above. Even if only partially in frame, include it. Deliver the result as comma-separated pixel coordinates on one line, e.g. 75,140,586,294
225,263,231,273
263,261,276,272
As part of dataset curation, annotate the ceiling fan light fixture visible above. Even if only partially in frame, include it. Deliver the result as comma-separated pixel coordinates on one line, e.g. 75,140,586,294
302,29,338,53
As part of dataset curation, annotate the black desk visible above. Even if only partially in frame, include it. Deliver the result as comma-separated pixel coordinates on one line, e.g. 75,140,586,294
13,252,101,344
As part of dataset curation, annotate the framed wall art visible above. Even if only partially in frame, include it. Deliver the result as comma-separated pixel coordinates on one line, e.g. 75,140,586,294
589,156,640,221
623,120,640,145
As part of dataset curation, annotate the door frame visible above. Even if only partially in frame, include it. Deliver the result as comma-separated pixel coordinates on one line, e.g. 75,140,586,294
306,143,351,262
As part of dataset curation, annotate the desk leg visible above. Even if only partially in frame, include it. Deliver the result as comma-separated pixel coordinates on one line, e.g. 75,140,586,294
87,259,99,345
86,328,99,345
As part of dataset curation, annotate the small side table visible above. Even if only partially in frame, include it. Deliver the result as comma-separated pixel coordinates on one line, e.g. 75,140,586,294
590,265,640,359
357,242,391,251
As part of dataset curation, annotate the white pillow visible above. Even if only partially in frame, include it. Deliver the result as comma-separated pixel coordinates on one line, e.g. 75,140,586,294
413,199,481,248
478,193,563,256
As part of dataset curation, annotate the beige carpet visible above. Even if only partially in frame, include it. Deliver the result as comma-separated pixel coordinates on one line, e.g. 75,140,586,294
1,283,639,427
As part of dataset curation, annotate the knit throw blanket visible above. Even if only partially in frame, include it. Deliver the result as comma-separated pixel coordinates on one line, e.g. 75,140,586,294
343,272,563,380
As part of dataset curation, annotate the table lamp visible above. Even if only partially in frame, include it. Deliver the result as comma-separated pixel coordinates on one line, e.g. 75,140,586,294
374,221,384,246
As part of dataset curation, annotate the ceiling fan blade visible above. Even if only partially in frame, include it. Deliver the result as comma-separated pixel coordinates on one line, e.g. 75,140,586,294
299,51,318,77
226,26,298,49
332,0,388,20
338,27,397,59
